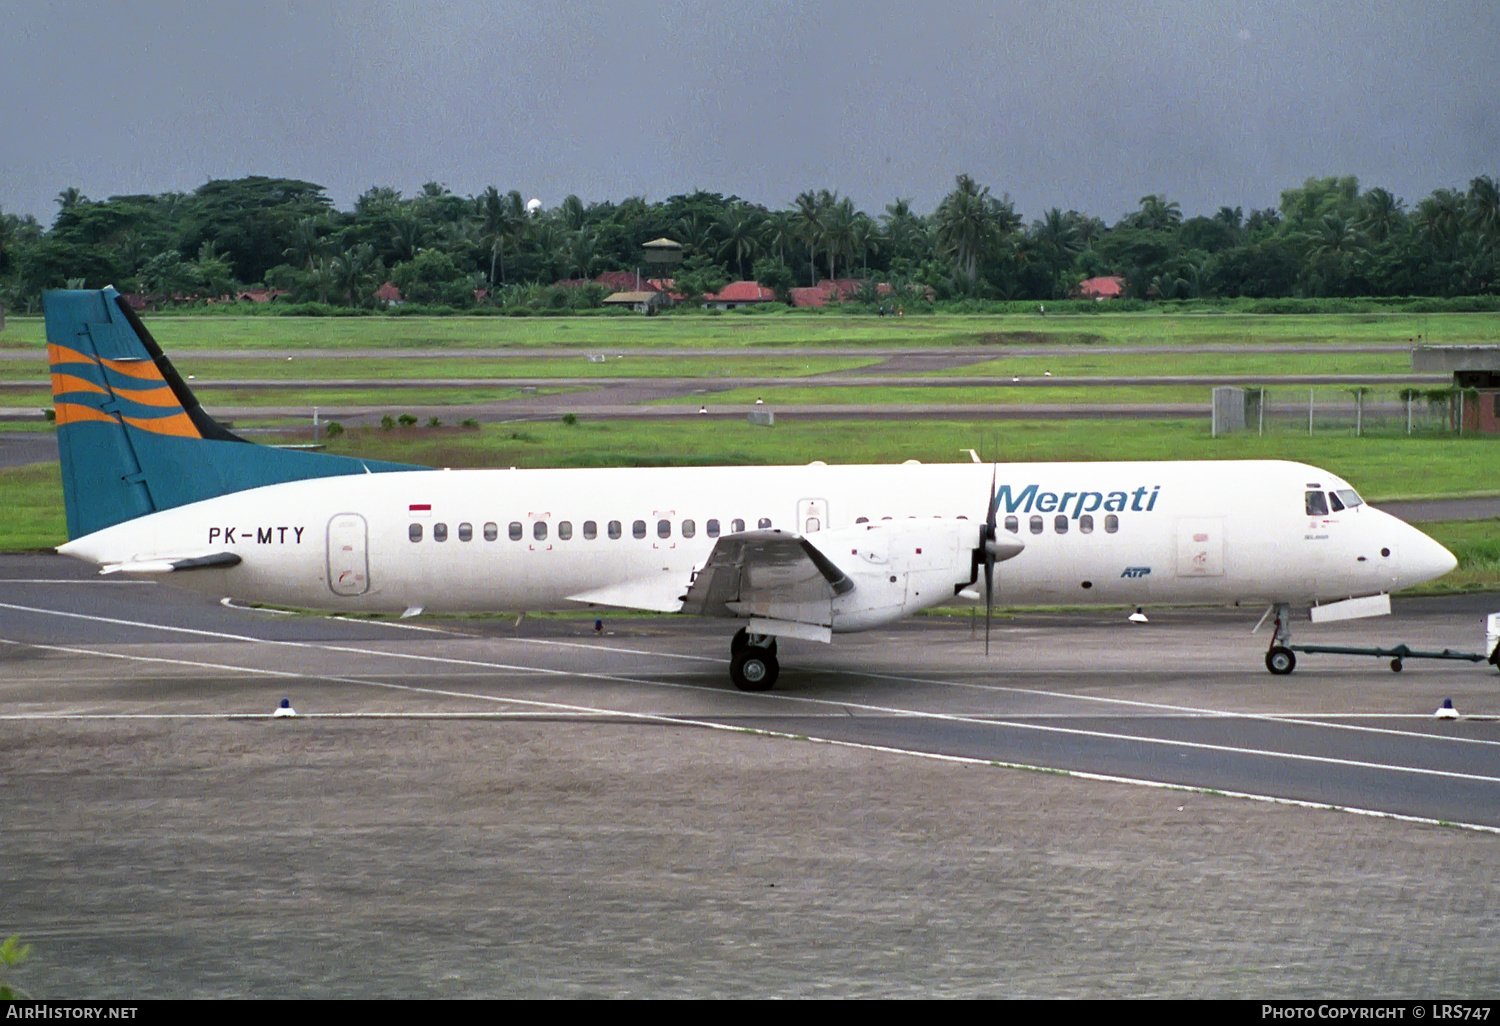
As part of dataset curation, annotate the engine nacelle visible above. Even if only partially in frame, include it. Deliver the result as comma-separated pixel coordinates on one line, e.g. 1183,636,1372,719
817,519,982,632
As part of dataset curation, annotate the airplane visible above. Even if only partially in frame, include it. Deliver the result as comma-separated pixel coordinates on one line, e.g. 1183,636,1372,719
43,287,1458,690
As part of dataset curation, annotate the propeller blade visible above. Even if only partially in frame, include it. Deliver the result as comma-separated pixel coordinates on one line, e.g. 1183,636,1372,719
984,547,994,656
984,463,997,656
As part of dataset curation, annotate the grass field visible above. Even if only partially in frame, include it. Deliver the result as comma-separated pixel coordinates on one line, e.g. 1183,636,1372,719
3,309,1496,352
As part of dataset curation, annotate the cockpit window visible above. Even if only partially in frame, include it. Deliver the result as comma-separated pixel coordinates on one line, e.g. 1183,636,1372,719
1327,492,1345,512
1305,490,1329,516
1335,489,1362,509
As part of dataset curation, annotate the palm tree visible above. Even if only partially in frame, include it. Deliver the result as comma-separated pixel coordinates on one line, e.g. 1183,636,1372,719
821,196,858,281
476,186,517,285
716,205,760,280
1467,175,1500,238
1356,188,1405,244
390,209,425,265
850,212,880,278
881,198,927,267
1134,194,1183,232
564,228,600,280
934,174,1015,285
791,190,827,285
282,216,328,271
558,194,587,232
763,210,797,269
1302,214,1369,295
54,187,88,215
1467,176,1500,289
334,244,382,308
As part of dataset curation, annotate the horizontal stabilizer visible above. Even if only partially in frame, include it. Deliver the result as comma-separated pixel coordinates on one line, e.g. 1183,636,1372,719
100,552,242,575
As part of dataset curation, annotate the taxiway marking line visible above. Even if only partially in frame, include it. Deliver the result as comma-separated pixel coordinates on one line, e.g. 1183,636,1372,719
7,628,1500,833
5,599,1500,788
5,636,1497,836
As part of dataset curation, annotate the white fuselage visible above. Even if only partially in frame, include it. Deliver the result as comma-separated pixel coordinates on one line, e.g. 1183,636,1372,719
57,459,1456,627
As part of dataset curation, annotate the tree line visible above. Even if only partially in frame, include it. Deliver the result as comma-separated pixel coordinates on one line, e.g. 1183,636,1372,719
0,172,1496,313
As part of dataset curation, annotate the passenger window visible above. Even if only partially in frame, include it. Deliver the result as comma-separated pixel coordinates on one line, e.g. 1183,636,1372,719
508,522,522,541
433,523,448,542
1105,515,1118,533
533,522,548,541
707,519,720,537
657,519,671,538
1004,515,1018,533
855,516,869,524
608,520,622,539
1029,516,1043,534
758,518,771,529
458,522,472,542
583,521,597,539
558,521,572,540
1306,491,1329,516
633,520,646,539
1079,514,1094,534
732,519,745,533
1054,515,1068,534
409,523,423,543
682,519,695,538
484,522,498,541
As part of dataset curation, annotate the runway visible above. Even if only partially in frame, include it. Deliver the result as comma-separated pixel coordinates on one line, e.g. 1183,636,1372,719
4,554,1499,996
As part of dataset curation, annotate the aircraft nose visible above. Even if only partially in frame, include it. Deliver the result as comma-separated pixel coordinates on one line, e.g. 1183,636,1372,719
1402,525,1457,587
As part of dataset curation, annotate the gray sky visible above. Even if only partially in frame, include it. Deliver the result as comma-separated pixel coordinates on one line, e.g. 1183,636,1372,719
3,0,1496,226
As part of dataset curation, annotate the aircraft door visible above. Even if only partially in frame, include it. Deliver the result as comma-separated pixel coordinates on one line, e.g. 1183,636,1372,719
327,513,370,596
1175,518,1225,577
797,498,829,534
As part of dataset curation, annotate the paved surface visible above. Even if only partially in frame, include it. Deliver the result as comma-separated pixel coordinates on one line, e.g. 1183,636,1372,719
3,552,1499,997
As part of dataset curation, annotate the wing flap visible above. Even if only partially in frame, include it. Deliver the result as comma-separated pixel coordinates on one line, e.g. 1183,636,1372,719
681,530,853,621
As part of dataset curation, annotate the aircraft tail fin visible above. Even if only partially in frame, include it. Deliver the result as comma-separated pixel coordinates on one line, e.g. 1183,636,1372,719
44,287,422,540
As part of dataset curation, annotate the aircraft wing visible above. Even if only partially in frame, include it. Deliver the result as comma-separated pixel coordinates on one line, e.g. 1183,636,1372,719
680,530,853,634
566,530,854,638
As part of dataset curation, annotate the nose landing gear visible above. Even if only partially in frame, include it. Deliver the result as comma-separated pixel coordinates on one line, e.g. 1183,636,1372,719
1265,602,1297,675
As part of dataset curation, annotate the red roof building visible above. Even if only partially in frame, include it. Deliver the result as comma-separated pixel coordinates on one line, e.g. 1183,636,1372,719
703,281,778,308
1077,275,1126,300
791,279,899,308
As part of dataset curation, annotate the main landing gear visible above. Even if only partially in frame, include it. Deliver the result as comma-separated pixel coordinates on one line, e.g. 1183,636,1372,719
1265,601,1296,675
729,627,779,691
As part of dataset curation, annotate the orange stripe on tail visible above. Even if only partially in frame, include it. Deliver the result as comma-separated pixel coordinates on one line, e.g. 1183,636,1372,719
51,372,110,398
120,410,202,438
54,402,120,427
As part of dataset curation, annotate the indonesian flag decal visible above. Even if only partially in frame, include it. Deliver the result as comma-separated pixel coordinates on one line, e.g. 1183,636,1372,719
409,503,432,517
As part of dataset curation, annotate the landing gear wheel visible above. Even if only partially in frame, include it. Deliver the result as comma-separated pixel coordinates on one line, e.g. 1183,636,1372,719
1266,646,1296,676
730,650,779,692
1390,659,1403,673
730,629,774,656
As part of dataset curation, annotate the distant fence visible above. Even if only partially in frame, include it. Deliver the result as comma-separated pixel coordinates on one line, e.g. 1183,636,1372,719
1226,387,1486,437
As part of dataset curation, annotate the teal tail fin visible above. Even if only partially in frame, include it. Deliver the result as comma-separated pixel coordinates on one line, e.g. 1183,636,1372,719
44,287,423,540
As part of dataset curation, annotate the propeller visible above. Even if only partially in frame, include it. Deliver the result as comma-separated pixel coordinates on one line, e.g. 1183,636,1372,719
977,462,1024,655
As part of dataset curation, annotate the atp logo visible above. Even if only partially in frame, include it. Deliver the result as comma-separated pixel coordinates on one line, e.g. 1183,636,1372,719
1120,566,1152,578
